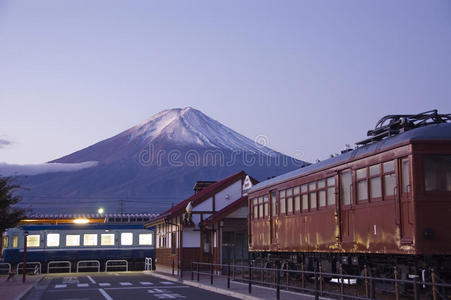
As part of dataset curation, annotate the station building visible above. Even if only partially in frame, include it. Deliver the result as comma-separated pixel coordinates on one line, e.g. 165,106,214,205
145,171,257,271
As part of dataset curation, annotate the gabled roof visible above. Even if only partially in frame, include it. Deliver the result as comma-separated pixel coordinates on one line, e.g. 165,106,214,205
145,171,251,227
200,196,248,227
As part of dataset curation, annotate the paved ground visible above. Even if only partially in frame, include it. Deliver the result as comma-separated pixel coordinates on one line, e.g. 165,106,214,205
0,274,43,300
24,272,238,300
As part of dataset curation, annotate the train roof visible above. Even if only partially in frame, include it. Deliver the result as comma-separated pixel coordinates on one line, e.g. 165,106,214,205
250,122,451,193
19,224,149,231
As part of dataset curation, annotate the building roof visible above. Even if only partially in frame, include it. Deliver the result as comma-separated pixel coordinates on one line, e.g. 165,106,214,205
200,196,248,227
145,171,250,226
250,122,451,193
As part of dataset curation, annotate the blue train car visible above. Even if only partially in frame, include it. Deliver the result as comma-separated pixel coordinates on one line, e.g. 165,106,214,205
1,224,155,272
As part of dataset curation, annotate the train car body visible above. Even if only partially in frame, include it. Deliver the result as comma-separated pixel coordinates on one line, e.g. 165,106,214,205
248,112,451,278
1,224,155,271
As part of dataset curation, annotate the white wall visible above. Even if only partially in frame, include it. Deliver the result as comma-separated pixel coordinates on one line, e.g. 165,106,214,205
193,197,213,211
215,180,242,211
182,229,200,247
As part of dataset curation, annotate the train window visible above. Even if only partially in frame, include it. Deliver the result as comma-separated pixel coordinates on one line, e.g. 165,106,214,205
47,234,60,247
310,192,317,209
264,195,269,217
370,177,382,199
402,160,410,193
340,171,352,205
327,177,335,206
66,235,80,246
424,155,451,192
301,184,307,193
302,194,308,211
252,198,258,219
84,234,98,246
139,233,153,245
384,174,396,196
369,165,380,176
279,190,286,215
121,232,133,245
12,235,18,248
3,235,8,248
357,180,368,201
286,188,293,213
319,190,326,207
271,191,277,216
309,182,316,191
294,195,301,211
101,234,115,246
259,197,264,219
356,168,366,180
28,235,40,247
383,161,395,173
318,180,326,189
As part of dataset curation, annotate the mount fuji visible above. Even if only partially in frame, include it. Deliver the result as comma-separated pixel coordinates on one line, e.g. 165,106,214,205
12,107,307,214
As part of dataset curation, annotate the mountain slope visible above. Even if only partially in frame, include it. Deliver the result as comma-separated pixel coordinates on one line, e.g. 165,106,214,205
16,107,307,214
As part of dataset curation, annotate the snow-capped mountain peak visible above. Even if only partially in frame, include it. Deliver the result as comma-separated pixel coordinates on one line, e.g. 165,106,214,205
125,107,275,153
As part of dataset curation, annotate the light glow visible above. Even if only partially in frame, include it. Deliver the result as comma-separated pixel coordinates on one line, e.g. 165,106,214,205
73,218,89,224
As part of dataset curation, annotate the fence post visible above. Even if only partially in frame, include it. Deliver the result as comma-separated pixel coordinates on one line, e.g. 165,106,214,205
431,268,437,300
248,263,252,294
364,265,369,298
227,264,230,289
172,259,174,276
191,262,194,280
301,262,305,289
210,263,213,285
319,263,323,296
197,263,200,282
394,266,399,300
340,264,344,300
370,267,376,300
314,264,319,300
276,269,280,300
413,275,419,300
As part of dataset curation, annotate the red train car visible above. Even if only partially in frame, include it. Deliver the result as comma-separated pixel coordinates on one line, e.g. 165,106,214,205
248,110,451,279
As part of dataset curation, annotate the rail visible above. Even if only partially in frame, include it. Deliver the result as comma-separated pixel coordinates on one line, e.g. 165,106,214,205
188,262,451,300
145,257,153,271
76,260,100,273
105,260,128,272
0,262,11,274
16,262,41,274
48,261,71,273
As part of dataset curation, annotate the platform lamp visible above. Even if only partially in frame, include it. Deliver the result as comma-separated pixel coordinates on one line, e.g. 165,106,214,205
98,207,104,215
22,230,29,283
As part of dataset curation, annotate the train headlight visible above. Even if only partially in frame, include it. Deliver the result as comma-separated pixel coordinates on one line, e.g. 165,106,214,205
73,219,89,224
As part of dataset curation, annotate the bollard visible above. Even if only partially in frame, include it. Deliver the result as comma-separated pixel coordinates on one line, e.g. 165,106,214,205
394,266,399,300
431,269,437,300
210,263,213,285
364,265,369,298
248,263,252,294
276,269,280,300
197,263,200,282
227,264,231,289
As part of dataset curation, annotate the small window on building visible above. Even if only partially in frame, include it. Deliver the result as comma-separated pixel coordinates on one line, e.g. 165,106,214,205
203,232,210,253
27,235,40,247
66,235,80,246
12,235,18,248
3,235,8,248
121,233,133,246
101,234,115,246
84,234,98,246
139,233,153,245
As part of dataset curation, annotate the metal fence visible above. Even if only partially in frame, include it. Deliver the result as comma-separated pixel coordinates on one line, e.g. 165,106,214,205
0,262,11,274
105,260,128,272
76,260,100,273
16,262,41,275
145,257,153,271
47,261,71,273
190,262,451,300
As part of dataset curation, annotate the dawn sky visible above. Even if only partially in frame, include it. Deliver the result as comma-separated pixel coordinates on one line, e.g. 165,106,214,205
1,0,451,164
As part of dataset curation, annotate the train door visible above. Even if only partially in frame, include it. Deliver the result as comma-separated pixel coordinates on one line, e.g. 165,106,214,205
339,170,354,243
399,157,413,243
270,190,278,247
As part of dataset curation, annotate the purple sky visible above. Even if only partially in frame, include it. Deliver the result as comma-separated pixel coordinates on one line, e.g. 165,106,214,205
1,0,451,164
